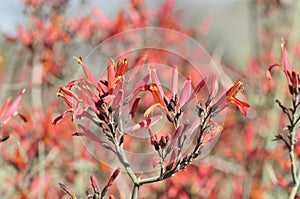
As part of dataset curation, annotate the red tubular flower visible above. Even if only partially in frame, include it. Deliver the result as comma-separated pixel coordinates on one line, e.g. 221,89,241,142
56,93,76,109
54,57,130,127
267,39,300,94
138,68,207,120
130,55,147,78
178,77,191,107
75,57,103,95
142,82,170,118
172,65,178,96
190,76,208,103
73,124,108,147
147,83,165,106
167,124,184,151
107,59,115,94
115,58,128,77
150,68,164,99
59,86,82,102
226,80,250,116
90,174,100,194
0,89,26,126
212,79,250,116
267,39,290,81
101,168,120,197
125,115,163,132
52,109,74,125
77,87,96,112
130,96,141,119
288,71,299,93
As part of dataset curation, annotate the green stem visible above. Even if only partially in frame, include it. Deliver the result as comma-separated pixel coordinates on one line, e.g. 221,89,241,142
139,176,160,185
290,169,300,199
289,129,298,186
131,184,139,199
288,95,300,199
119,101,212,197
115,144,138,184
115,142,141,198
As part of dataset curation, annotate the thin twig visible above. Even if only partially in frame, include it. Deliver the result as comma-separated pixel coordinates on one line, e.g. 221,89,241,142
288,95,300,199
290,168,300,199
131,184,139,199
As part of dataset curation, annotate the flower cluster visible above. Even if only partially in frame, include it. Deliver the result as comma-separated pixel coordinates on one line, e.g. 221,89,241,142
55,55,250,198
59,168,120,199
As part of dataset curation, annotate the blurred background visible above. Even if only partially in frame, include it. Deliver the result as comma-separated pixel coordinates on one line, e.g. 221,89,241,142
0,0,253,67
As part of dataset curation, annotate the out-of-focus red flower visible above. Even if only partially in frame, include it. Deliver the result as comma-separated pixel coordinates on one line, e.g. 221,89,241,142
267,39,300,95
2,147,27,170
0,100,76,198
17,26,32,47
0,50,3,63
0,89,26,128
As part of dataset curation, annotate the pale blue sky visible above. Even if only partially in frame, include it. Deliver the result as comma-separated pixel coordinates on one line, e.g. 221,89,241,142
0,0,250,67
0,0,23,34
0,0,243,33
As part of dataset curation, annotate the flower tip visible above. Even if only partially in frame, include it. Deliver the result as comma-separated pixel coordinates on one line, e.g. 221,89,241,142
0,135,9,142
58,182,66,189
58,182,76,197
236,79,243,86
73,56,83,65
144,103,162,118
281,38,286,48
108,58,115,65
115,167,121,174
266,70,273,80
241,109,248,117
130,96,141,118
90,174,100,193
18,113,27,123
